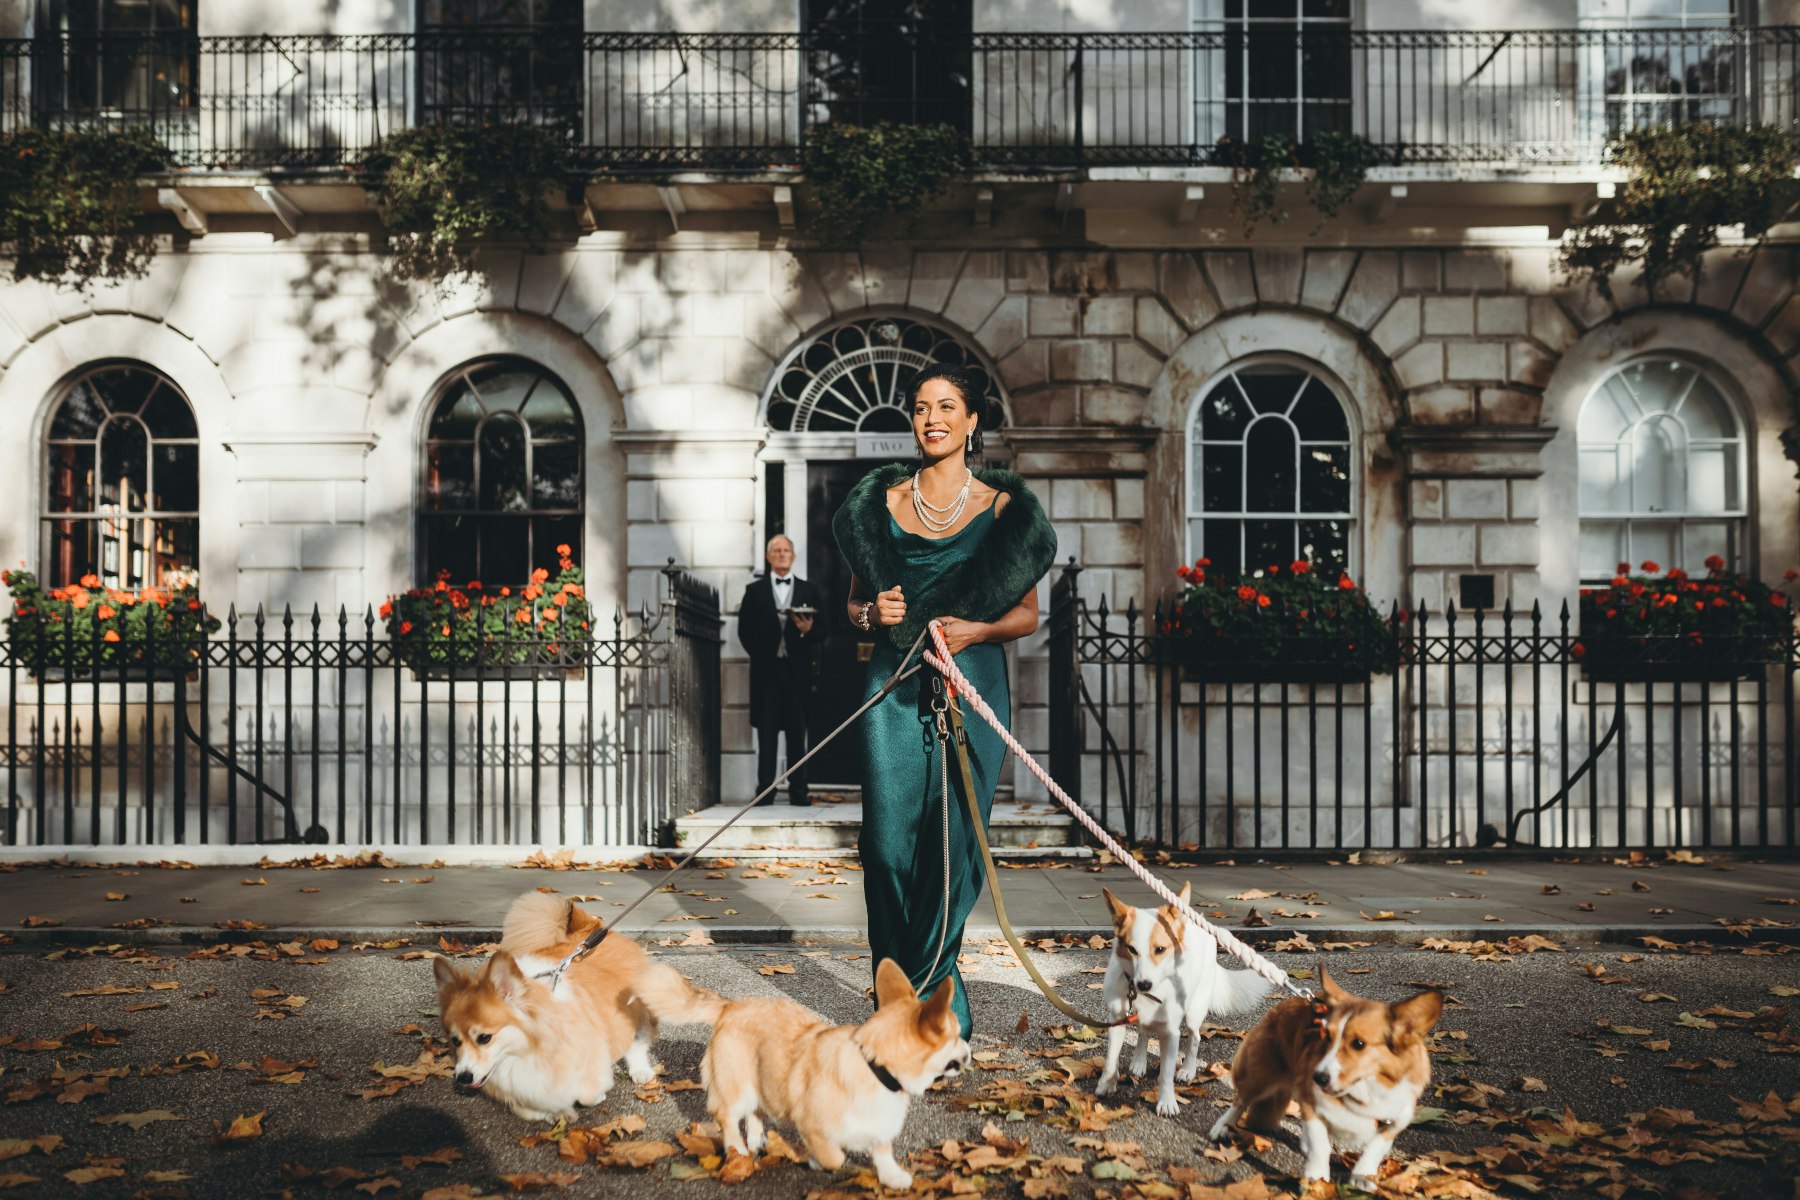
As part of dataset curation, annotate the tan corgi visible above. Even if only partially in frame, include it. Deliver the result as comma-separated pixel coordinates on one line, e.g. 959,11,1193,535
1209,967,1443,1187
639,958,971,1190
431,891,679,1121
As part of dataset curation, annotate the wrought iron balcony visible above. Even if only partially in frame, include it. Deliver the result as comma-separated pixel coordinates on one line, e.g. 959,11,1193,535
0,26,1793,173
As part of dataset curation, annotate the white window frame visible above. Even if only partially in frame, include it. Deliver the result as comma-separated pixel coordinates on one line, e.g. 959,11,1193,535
1183,355,1360,577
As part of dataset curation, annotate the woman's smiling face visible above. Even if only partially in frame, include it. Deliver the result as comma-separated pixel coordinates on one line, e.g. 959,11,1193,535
913,378,976,462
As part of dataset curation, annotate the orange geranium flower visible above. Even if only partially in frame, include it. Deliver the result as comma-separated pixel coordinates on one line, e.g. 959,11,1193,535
96,605,115,620
102,630,120,643
531,567,549,584
80,574,101,588
556,544,571,557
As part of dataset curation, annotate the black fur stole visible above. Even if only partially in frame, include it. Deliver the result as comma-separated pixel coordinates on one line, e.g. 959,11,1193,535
831,464,1058,650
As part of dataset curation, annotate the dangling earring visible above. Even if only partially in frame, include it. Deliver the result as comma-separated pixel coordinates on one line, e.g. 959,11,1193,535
965,431,974,453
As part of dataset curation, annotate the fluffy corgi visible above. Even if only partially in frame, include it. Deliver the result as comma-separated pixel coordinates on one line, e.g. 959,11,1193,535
1209,967,1443,1187
638,958,970,1190
431,891,676,1121
1095,883,1275,1116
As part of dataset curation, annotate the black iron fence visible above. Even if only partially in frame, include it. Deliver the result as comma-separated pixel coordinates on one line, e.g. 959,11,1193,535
0,26,1793,171
1047,566,1799,853
0,564,722,849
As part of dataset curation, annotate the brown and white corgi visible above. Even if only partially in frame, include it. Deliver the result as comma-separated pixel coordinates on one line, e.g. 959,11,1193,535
1096,883,1276,1116
1209,967,1443,1187
639,958,971,1190
431,891,682,1121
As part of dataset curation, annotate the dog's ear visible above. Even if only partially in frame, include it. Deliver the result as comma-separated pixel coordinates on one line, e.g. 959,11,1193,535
486,950,529,1001
874,958,918,1008
432,954,462,994
918,974,957,1038
1391,989,1444,1040
1319,965,1346,1001
1174,880,1192,909
1103,888,1133,932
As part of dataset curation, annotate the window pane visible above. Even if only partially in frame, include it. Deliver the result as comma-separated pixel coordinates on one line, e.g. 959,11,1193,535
1244,418,1297,512
1678,375,1734,438
1290,378,1348,440
531,441,581,509
1617,358,1693,415
1628,417,1680,513
50,383,108,439
1244,519,1294,573
480,516,530,586
99,416,149,511
1201,444,1242,513
152,518,198,585
471,368,542,415
423,515,480,585
140,383,197,438
521,386,580,440
1234,364,1304,414
1299,444,1350,514
1187,518,1206,565
425,444,475,511
1297,519,1349,577
1198,380,1251,440
1579,447,1625,511
478,418,529,513
151,443,198,513
533,515,582,575
87,365,157,415
1630,521,1677,571
430,387,486,439
46,444,94,513
1202,519,1243,576
1685,445,1735,513
1579,520,1623,581
1683,521,1733,572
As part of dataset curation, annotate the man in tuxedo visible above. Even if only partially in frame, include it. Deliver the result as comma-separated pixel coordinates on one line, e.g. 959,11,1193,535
736,534,823,806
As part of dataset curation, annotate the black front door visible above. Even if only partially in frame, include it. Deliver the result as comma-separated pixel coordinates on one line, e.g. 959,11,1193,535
804,460,886,790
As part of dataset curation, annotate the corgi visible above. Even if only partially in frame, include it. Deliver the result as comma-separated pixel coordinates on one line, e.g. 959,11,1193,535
1208,967,1443,1187
1095,882,1275,1116
638,958,970,1190
431,891,678,1121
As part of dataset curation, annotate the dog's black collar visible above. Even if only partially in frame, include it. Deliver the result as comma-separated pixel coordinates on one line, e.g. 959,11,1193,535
864,1053,904,1094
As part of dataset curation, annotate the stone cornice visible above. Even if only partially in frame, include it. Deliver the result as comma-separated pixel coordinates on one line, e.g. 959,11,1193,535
1387,424,1557,479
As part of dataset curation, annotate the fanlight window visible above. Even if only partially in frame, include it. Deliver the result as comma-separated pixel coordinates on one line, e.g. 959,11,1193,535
1577,357,1746,581
42,363,199,590
1186,361,1355,577
766,316,1001,433
421,359,583,586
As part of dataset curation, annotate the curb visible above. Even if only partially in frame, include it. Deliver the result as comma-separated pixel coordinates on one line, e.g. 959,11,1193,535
8,923,1794,950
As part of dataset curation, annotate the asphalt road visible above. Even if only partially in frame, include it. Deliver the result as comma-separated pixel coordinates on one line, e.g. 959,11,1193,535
0,935,1795,1199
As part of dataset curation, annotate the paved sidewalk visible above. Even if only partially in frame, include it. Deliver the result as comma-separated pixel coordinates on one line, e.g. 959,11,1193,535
2,851,1795,945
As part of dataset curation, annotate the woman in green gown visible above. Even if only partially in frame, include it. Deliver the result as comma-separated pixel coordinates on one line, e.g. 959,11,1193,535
832,365,1057,1037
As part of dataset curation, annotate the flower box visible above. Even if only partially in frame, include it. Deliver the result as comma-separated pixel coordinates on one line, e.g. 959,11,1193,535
3,569,216,679
383,550,594,680
1161,559,1402,684
1575,559,1794,683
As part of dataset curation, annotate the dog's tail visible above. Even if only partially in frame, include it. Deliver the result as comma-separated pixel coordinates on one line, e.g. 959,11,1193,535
501,890,585,955
633,962,727,1026
1210,959,1278,1018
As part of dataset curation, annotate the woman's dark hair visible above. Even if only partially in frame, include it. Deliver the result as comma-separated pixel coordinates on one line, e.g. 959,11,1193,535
908,363,991,457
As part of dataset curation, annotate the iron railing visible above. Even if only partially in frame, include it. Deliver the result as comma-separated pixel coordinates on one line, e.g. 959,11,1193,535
1048,565,1799,853
0,564,722,849
0,26,1793,171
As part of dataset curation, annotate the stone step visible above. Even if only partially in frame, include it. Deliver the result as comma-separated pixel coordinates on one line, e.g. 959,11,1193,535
674,800,1090,860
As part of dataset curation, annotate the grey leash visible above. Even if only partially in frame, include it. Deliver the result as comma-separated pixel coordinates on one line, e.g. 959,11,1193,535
532,624,937,993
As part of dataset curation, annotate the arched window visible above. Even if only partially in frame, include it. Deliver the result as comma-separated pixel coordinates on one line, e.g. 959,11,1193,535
1578,357,1747,582
421,358,583,586
766,315,1002,433
42,363,199,590
1186,360,1354,577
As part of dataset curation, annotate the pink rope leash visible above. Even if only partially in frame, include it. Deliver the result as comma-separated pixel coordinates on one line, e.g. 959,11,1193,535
925,620,1310,1000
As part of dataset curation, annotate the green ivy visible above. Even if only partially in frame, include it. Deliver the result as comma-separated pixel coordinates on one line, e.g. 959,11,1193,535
801,121,969,245
0,128,168,292
1219,131,1379,238
362,123,569,282
1561,125,1800,301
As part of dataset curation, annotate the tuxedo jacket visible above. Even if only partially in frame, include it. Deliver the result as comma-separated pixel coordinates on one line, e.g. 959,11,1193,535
736,573,824,729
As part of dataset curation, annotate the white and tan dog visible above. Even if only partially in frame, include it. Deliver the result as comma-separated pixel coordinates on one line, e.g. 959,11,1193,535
1209,967,1443,1187
1096,883,1275,1116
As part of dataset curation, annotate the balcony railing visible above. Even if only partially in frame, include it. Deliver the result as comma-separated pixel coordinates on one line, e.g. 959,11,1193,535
0,26,1794,172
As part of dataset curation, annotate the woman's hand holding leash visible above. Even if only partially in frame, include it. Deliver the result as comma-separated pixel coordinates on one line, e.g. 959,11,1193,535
932,615,984,657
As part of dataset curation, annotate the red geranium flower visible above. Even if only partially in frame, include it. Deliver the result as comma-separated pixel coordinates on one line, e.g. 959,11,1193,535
1290,559,1311,575
1641,561,1660,574
1235,585,1257,602
1337,576,1356,591
1703,554,1726,572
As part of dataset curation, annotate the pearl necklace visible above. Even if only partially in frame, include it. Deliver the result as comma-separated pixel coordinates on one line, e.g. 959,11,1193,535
912,468,971,533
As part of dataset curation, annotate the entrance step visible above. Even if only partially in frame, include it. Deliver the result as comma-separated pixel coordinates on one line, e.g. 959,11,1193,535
674,801,1090,860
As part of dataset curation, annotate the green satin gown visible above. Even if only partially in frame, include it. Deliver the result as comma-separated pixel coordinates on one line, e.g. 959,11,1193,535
859,505,1008,1038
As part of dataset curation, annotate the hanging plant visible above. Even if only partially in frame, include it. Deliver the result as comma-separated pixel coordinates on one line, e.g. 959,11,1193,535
1561,125,1800,301
0,127,168,292
801,121,969,245
362,123,569,282
1218,131,1378,238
